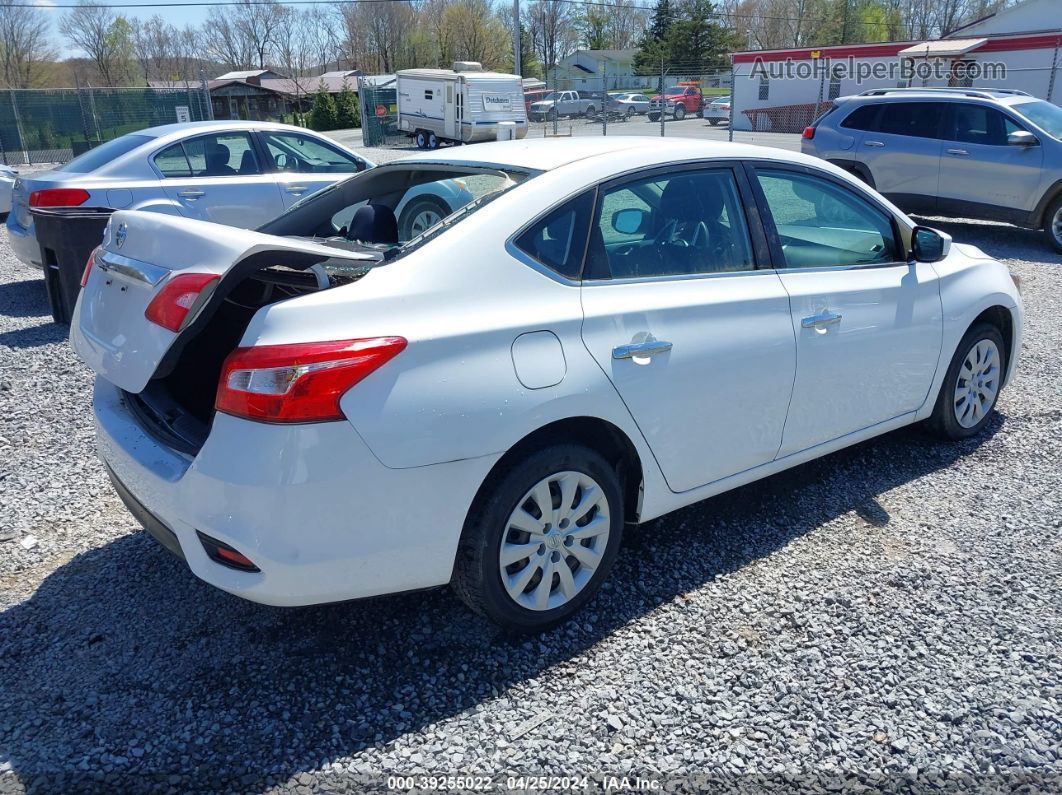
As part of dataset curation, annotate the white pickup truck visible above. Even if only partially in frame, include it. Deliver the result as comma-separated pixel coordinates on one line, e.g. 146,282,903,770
528,91,598,122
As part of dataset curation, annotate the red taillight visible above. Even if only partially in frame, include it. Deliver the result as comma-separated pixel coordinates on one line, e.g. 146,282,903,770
81,245,101,288
802,126,816,139
216,337,407,424
29,188,90,208
144,273,219,332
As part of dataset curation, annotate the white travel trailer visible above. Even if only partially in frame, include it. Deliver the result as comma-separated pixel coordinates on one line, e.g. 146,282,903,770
397,62,528,148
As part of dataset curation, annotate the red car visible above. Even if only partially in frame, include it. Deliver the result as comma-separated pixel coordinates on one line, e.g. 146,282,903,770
648,84,703,121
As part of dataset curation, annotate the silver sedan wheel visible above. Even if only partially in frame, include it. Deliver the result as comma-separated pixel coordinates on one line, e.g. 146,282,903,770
954,338,1000,428
409,208,443,237
499,471,611,611
1052,205,1062,245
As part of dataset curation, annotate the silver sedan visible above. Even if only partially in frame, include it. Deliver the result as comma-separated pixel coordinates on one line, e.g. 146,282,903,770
606,93,651,118
6,121,472,267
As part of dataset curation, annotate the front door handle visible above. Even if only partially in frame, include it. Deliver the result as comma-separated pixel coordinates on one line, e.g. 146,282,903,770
178,189,204,199
285,185,308,194
613,339,673,360
946,148,969,156
864,140,885,147
801,311,843,329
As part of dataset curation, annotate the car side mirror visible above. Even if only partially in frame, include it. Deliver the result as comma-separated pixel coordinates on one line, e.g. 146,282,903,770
612,208,649,235
1008,130,1039,147
911,226,951,263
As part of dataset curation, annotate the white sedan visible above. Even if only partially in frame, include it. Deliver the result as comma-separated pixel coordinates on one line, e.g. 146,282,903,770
71,138,1023,631
0,163,17,214
6,120,471,267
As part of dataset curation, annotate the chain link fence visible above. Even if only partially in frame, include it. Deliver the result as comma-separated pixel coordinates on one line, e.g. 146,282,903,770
0,85,212,167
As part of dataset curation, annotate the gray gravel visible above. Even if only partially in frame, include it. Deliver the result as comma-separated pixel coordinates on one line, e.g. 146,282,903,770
1,211,1061,794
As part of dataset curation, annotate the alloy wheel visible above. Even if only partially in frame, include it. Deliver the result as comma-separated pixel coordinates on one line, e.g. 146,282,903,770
498,471,611,611
410,208,443,237
954,338,1000,428
1052,205,1062,246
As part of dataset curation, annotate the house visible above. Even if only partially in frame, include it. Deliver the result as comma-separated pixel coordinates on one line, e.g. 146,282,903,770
555,49,648,91
729,0,1062,132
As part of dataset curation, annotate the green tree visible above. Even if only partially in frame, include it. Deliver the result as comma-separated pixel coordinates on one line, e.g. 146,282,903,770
634,0,676,78
580,7,610,50
309,81,338,131
335,78,361,129
665,0,737,73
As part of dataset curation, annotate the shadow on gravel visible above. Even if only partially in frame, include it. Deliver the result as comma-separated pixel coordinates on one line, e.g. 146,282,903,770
0,415,1003,791
0,321,66,349
909,216,1062,265
0,276,50,319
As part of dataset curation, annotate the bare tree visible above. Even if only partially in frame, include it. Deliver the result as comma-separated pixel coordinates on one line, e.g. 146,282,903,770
59,1,137,86
0,5,55,88
525,0,577,84
131,15,200,85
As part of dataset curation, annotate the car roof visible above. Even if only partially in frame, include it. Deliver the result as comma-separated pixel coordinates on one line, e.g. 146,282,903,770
393,137,824,172
839,89,1029,106
138,120,311,139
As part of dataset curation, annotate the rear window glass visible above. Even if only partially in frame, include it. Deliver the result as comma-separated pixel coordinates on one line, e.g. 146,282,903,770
841,105,879,131
56,134,152,173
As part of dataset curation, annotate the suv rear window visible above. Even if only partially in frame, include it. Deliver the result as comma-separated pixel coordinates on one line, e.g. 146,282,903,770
840,105,879,131
876,102,943,138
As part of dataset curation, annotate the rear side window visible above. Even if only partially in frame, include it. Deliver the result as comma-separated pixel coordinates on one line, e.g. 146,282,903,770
514,191,595,279
841,104,879,131
876,102,942,138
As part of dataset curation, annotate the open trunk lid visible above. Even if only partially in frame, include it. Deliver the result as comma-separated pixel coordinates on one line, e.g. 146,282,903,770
71,209,372,394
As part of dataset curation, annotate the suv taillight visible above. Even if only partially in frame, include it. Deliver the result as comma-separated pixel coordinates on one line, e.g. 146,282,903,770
216,337,407,424
144,272,220,332
29,188,90,208
802,126,816,139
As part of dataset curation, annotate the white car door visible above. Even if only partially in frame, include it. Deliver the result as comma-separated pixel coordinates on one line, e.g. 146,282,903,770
257,130,367,209
748,164,943,456
579,164,797,493
154,131,285,227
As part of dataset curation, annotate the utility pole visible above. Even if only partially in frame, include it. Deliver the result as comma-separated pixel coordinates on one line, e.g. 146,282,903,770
513,0,522,76
840,0,850,44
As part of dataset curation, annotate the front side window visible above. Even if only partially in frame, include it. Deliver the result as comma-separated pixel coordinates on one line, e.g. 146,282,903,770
947,104,1012,145
1012,100,1062,140
154,132,259,178
261,131,362,173
513,191,595,279
587,168,755,279
754,168,899,268
877,102,942,139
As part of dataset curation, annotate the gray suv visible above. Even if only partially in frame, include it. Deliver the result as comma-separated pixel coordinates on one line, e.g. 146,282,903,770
802,88,1062,252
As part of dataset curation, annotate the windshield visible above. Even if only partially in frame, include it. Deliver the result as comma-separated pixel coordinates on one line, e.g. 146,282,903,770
258,164,535,268
541,92,560,101
57,134,153,173
1012,100,1062,140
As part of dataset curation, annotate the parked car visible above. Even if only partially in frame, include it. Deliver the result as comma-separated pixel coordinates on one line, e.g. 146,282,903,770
6,121,473,267
607,93,651,117
801,87,1062,252
648,84,703,121
0,163,17,215
528,91,597,122
702,95,731,126
72,138,1023,631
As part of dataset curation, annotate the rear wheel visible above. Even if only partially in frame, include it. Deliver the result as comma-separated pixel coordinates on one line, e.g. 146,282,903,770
427,132,439,149
673,105,685,121
414,130,428,149
626,106,635,119
452,444,624,631
584,105,596,117
926,322,1006,440
1044,194,1062,253
708,119,720,126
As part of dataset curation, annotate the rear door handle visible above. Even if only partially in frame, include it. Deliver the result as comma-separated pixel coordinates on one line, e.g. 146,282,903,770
613,340,673,359
801,311,842,329
864,140,885,147
285,185,308,194
178,189,204,199
946,148,969,156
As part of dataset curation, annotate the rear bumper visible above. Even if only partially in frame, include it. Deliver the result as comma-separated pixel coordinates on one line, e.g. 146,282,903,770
5,213,40,267
93,377,499,606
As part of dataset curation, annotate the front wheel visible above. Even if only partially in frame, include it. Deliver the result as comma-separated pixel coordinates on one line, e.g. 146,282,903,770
926,322,1006,440
708,119,720,126
673,105,685,121
452,444,624,631
648,113,660,122
1044,194,1062,253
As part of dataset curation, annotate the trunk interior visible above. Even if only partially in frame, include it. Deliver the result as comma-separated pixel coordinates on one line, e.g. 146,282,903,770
125,268,340,455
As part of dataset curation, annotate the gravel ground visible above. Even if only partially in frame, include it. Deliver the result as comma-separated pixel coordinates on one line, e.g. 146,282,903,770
1,210,1060,794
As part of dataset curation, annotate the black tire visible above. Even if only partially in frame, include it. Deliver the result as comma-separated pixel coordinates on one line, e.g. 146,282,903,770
926,322,1007,440
1043,194,1062,253
673,105,685,121
708,119,720,126
414,130,428,149
626,106,635,119
584,105,596,117
427,132,439,149
648,113,659,122
398,195,449,240
451,443,625,632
